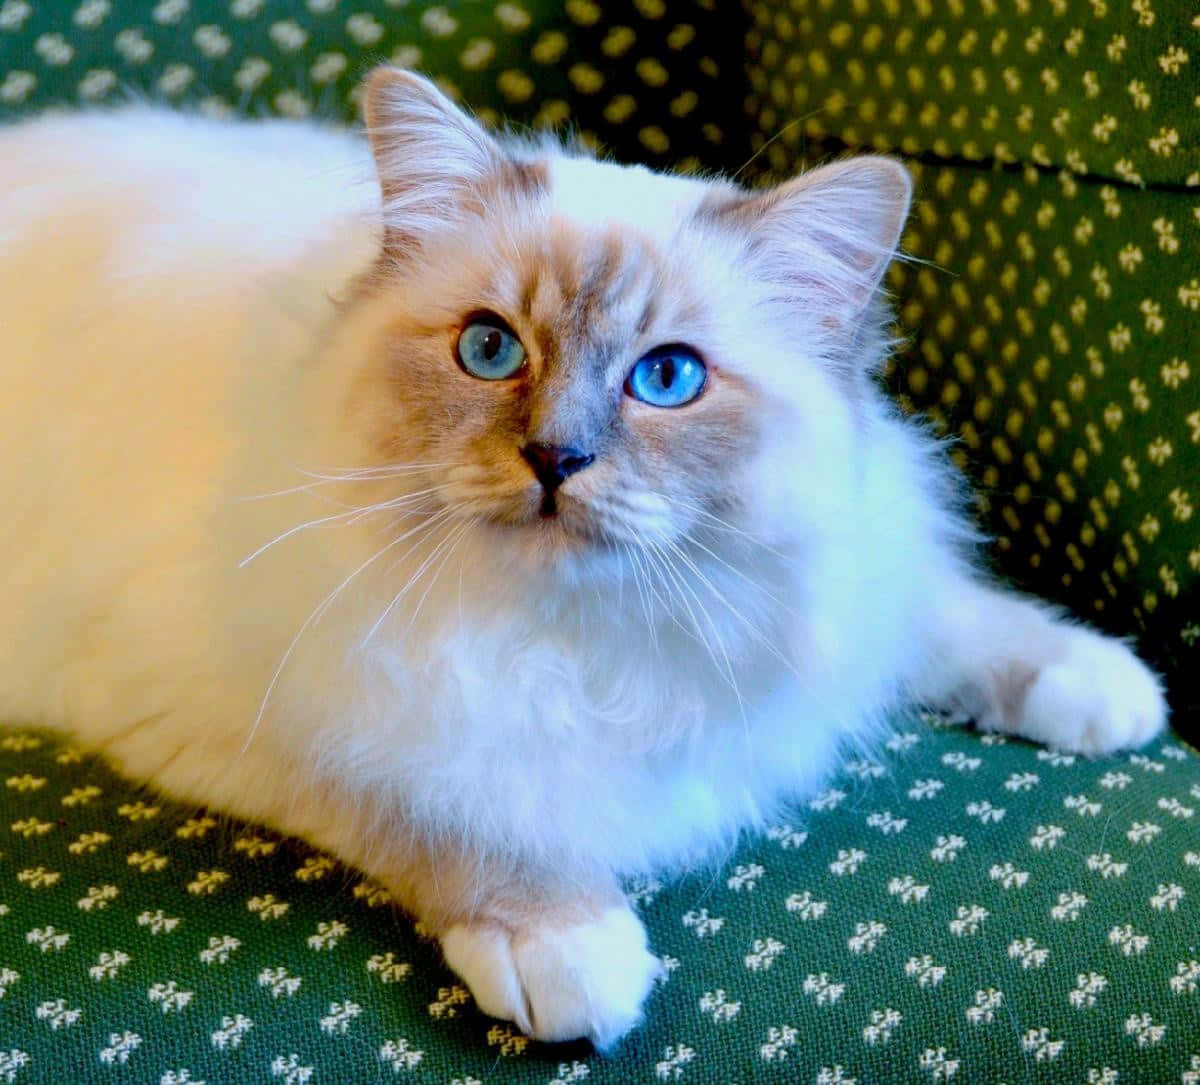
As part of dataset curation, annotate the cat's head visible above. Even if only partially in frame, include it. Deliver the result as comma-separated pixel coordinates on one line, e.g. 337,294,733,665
325,68,911,591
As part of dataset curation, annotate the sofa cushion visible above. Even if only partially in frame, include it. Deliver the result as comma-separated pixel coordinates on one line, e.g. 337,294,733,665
0,0,751,175
2,718,1197,1081
744,0,1199,186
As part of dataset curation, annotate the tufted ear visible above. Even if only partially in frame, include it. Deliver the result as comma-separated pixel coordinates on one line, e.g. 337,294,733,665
724,156,912,326
362,67,516,251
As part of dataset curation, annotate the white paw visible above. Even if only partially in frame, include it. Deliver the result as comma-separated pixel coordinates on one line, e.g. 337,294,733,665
440,905,660,1048
1019,631,1167,756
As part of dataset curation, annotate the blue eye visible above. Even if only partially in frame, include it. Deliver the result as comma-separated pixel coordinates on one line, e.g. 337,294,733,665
456,315,526,380
625,345,707,407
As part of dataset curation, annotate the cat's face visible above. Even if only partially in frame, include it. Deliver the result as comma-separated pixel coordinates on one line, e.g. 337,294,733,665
354,171,764,564
332,69,910,585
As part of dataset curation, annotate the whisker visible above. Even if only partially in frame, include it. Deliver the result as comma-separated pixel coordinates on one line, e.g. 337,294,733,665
660,541,742,702
239,506,380,567
237,462,454,502
343,486,446,525
642,558,697,653
645,490,787,558
358,504,470,647
358,512,459,646
297,462,454,481
663,535,801,680
239,488,445,567
651,538,753,746
234,480,328,502
404,519,475,633
621,540,658,649
642,539,725,681
240,517,440,757
677,529,796,616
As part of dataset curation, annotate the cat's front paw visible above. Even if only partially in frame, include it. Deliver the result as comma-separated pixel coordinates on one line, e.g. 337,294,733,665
440,904,660,1048
1018,631,1167,756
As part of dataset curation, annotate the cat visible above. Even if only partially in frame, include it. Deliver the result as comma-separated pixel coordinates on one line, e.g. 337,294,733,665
0,67,1166,1048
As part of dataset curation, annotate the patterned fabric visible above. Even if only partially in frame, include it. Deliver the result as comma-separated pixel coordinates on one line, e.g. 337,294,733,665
3,2,1199,1081
744,0,1200,722
0,0,750,175
2,715,1200,1080
744,0,1199,186
2,719,1199,1083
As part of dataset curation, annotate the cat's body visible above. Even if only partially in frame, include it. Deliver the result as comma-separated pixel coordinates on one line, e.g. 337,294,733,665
0,71,1166,1047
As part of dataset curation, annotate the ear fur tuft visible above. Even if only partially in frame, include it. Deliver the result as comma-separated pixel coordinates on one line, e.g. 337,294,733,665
362,67,507,249
725,155,913,324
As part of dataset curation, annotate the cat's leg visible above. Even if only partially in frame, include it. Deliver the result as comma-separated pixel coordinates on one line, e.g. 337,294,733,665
308,816,660,1048
141,737,658,1048
909,573,1167,754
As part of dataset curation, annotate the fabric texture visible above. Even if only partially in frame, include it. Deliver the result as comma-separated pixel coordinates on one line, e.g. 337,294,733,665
2,720,1199,1083
2,1,1199,1081
744,0,1199,186
0,0,751,175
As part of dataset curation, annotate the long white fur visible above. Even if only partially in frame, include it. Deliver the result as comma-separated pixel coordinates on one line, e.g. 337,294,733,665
0,104,943,869
0,87,1166,1044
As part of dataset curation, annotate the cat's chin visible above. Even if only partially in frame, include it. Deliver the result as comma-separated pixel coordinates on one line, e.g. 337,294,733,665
483,510,600,553
471,508,630,584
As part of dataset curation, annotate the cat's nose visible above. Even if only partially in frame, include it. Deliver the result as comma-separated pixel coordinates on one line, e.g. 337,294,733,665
520,443,595,493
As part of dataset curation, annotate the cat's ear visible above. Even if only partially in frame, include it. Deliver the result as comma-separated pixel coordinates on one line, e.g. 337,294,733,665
362,67,526,251
721,157,912,326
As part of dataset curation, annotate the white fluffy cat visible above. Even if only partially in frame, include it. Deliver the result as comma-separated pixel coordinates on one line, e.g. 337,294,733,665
0,69,1166,1047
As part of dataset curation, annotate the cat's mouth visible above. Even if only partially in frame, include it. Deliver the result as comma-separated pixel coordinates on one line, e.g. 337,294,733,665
442,472,669,554
521,494,606,545
470,488,621,552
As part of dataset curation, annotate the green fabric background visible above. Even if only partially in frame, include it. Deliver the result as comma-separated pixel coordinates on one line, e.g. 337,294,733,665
2,0,1199,1080
744,0,1200,185
2,721,1199,1082
0,0,751,174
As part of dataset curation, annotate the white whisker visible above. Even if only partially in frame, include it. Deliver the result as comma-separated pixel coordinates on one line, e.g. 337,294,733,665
646,490,787,558
239,488,444,567
297,462,454,481
239,506,379,567
234,480,327,502
241,518,437,757
642,540,720,672
677,529,796,616
664,535,800,680
358,504,469,647
404,518,474,633
237,462,454,502
343,486,445,525
654,539,744,711
621,540,658,649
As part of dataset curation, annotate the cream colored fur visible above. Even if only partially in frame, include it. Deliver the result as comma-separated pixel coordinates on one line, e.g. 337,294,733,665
0,70,1166,1048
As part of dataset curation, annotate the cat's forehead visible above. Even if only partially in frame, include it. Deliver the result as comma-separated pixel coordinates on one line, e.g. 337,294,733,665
546,156,714,239
503,157,716,349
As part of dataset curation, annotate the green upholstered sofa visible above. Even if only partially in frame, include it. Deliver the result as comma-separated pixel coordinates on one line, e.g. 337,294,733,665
1,2,1197,1081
